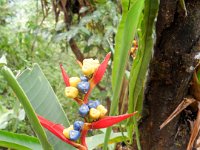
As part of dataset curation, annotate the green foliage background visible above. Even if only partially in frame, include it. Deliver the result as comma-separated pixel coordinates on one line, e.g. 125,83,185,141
0,0,159,149
0,0,117,136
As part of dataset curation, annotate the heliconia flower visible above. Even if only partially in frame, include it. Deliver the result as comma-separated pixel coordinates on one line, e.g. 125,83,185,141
60,64,85,105
37,115,87,150
37,112,137,150
83,52,111,103
60,53,111,104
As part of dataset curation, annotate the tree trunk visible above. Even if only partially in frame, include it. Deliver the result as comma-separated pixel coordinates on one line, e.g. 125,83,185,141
140,0,200,149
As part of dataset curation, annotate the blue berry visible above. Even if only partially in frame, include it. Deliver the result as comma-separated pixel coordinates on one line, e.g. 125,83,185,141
87,100,101,109
80,76,88,82
77,81,90,94
87,100,97,109
69,130,80,141
73,121,84,131
79,104,89,117
94,100,100,107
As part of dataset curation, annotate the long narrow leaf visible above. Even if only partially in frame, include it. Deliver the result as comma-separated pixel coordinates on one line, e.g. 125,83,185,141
1,66,53,150
104,0,145,149
127,0,159,148
0,130,42,150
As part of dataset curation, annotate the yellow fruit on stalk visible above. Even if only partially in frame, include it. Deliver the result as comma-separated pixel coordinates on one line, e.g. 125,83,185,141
97,105,107,118
82,65,94,76
69,77,81,87
89,108,100,120
82,58,100,76
65,87,78,98
63,125,74,139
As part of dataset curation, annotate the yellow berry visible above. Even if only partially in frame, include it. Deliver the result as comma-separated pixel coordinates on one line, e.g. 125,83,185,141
97,105,107,118
69,77,81,87
63,125,74,139
82,65,94,76
65,87,78,98
82,58,100,76
89,108,100,120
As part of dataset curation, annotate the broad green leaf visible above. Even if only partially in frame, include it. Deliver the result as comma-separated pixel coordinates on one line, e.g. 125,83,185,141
87,132,128,150
0,130,42,150
1,66,53,150
127,0,159,148
17,64,75,150
104,0,145,149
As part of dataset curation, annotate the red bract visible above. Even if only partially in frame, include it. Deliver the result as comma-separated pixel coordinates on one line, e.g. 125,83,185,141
37,115,87,150
37,112,137,149
89,112,137,129
84,52,111,103
60,64,70,87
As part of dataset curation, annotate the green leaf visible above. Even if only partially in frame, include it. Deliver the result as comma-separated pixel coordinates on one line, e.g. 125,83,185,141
87,132,128,150
17,64,75,150
0,130,42,150
127,0,159,149
1,66,53,150
104,0,145,149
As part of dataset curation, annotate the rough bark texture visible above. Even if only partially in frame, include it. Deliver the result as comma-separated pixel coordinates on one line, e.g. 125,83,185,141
140,0,200,149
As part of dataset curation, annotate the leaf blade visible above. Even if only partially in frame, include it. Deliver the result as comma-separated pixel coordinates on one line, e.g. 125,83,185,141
17,64,75,150
0,130,42,150
104,0,145,149
1,66,53,150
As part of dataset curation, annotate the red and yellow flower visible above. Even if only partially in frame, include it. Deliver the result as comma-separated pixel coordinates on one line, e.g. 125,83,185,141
37,52,137,150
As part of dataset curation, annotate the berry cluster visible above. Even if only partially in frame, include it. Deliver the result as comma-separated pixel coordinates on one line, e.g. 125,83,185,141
79,101,107,121
62,99,108,141
37,53,137,150
64,58,100,99
62,57,108,142
63,121,84,141
65,76,90,98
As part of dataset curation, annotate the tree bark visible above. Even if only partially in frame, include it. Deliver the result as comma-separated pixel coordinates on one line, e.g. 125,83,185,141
140,0,200,149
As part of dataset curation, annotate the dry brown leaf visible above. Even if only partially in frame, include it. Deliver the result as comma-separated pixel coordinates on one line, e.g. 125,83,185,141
187,103,200,150
160,98,195,129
